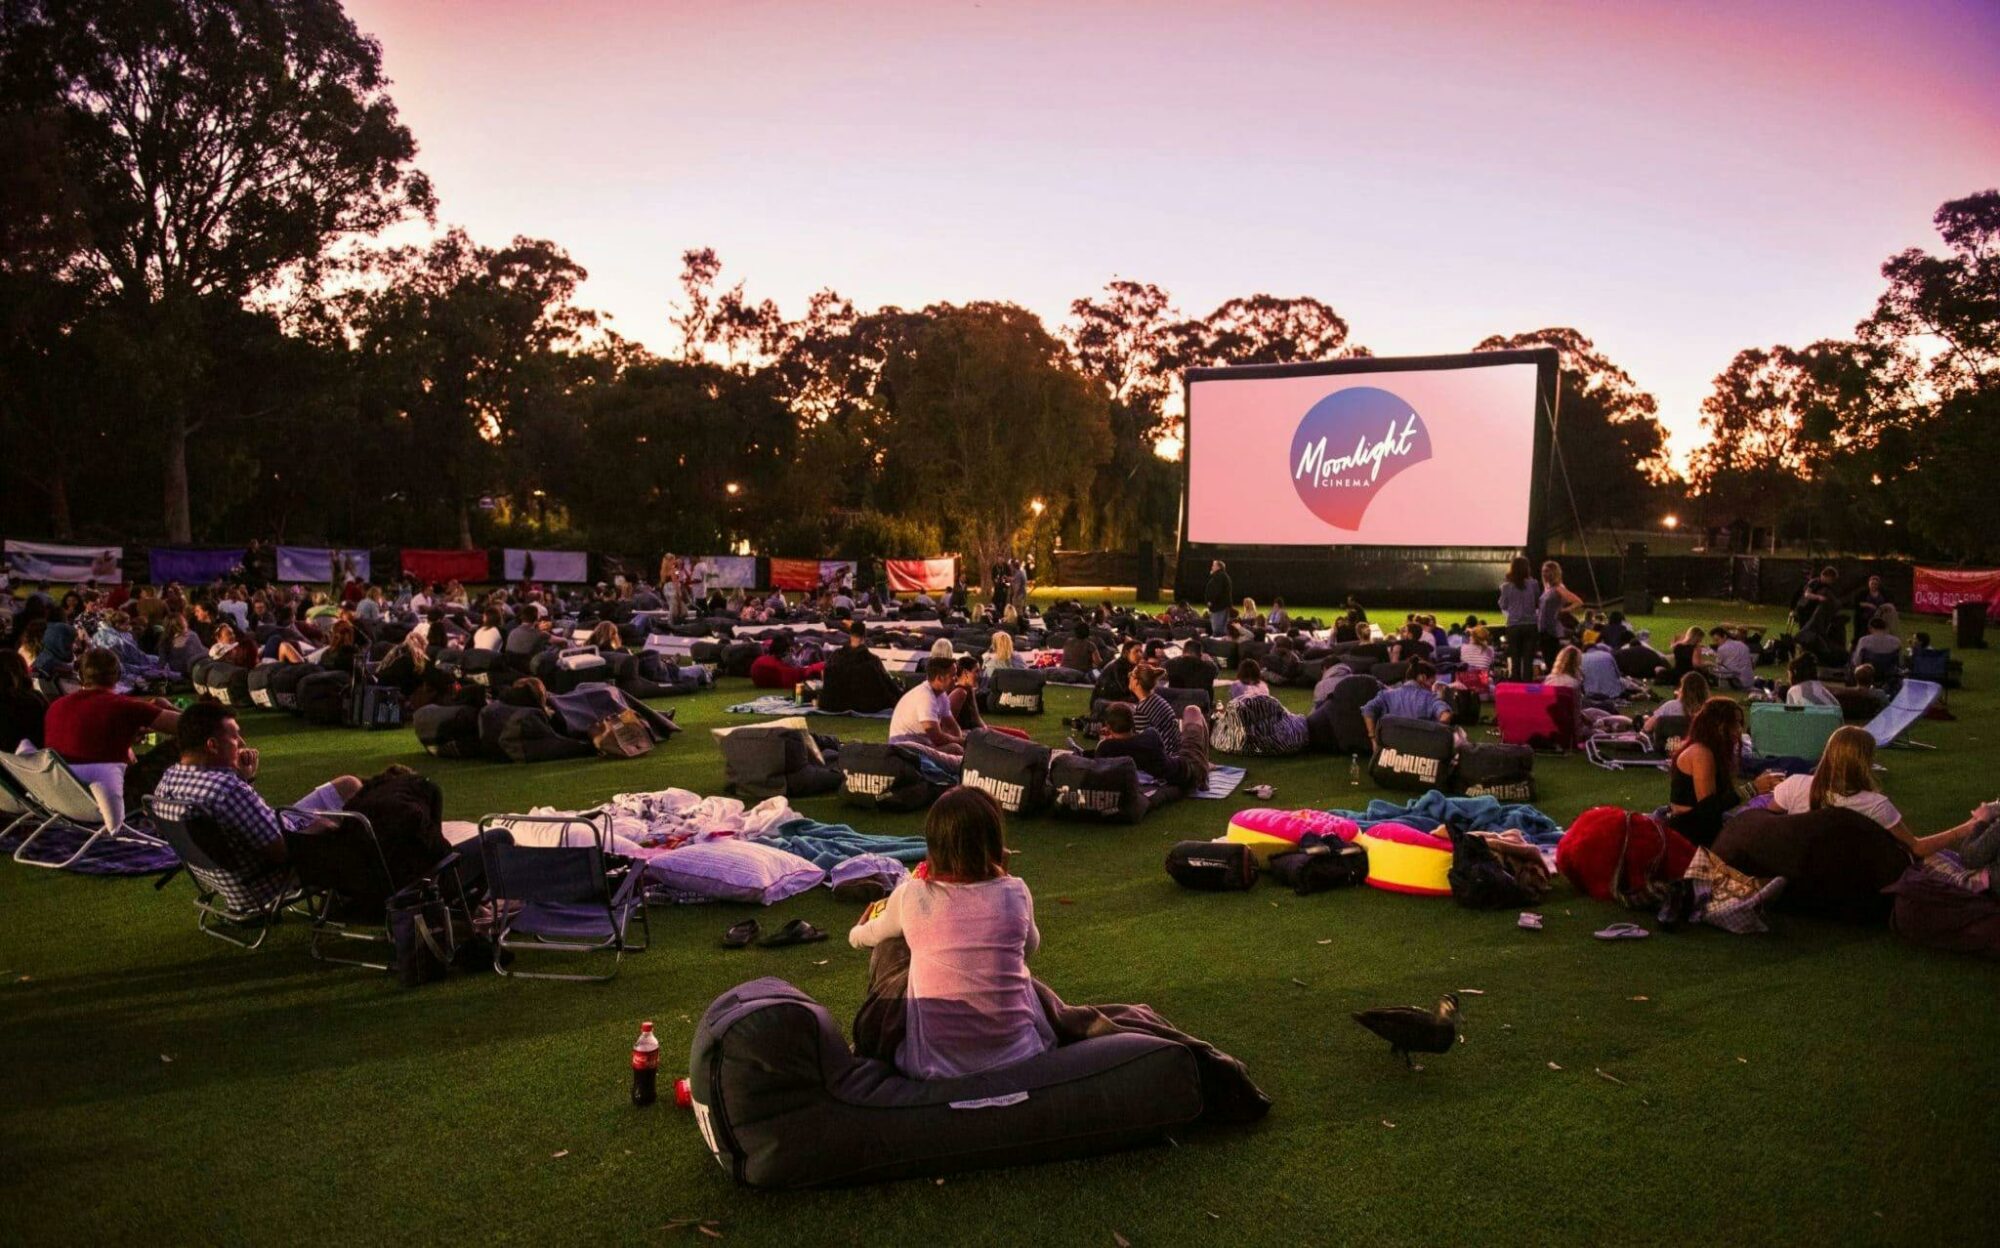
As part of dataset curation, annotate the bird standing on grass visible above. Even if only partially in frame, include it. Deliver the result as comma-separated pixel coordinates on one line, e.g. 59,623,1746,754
1354,993,1460,1068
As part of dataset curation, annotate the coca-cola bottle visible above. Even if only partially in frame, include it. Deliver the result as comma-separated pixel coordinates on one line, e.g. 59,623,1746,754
631,1021,660,1107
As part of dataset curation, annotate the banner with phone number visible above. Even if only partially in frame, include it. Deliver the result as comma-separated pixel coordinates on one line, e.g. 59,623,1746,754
1913,566,2000,615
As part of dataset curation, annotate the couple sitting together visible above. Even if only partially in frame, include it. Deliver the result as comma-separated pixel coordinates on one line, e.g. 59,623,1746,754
885,656,1209,791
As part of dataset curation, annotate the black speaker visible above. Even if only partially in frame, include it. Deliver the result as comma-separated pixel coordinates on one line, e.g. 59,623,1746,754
1955,601,1988,649
1625,589,1653,616
1136,540,1159,601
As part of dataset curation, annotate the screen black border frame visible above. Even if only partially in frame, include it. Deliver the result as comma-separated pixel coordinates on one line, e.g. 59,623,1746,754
1178,347,1560,561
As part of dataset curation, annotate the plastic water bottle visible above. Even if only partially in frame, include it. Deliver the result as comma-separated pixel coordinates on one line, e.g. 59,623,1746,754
631,1021,660,1107
1349,754,1361,786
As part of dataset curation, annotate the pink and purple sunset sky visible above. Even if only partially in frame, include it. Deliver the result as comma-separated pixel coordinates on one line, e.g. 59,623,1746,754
345,0,2000,465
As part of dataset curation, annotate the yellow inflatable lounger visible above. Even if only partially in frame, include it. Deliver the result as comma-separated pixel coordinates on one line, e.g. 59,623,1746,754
1352,823,1452,897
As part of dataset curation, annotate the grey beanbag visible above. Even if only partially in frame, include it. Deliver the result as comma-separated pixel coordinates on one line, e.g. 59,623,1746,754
689,978,1203,1188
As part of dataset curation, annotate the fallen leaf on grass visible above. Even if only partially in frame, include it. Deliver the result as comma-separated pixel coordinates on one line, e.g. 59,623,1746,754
934,1178,946,1186
15,975,30,984
551,1150,569,1159
159,1054,173,1064
1380,1119,1396,1128
1114,1233,1132,1248
1207,1212,1221,1221
1594,1069,1626,1086
1316,939,1332,945
1290,978,1308,988
1547,1062,1563,1071
1057,898,1075,905
1457,988,1485,995
812,960,829,967
1628,995,1649,1002
1737,1057,1749,1064
697,1228,724,1241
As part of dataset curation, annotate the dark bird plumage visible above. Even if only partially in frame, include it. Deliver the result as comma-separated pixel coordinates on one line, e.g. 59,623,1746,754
1353,993,1460,1067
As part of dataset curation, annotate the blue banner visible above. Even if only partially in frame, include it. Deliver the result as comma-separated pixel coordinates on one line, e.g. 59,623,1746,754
275,546,371,584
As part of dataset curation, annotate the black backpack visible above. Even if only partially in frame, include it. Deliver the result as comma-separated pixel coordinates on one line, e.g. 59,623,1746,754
297,670,352,726
1446,828,1536,909
1165,840,1256,891
1267,838,1369,895
1448,685,1482,728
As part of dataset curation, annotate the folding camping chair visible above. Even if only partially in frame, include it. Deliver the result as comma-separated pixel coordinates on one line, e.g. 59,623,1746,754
1,748,165,870
1584,714,1687,772
142,797,301,950
0,769,38,840
474,813,649,982
1865,679,1942,751
283,808,399,971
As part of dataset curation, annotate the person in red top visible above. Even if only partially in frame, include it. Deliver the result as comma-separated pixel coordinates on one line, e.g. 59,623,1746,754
43,650,180,765
747,632,824,689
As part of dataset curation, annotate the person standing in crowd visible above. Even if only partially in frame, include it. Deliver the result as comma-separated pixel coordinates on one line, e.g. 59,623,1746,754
1851,574,1891,649
1537,560,1582,668
1009,559,1029,617
1204,560,1232,636
1498,556,1541,682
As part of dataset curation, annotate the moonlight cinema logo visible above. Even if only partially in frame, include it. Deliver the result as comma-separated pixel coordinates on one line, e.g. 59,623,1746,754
1288,386,1433,530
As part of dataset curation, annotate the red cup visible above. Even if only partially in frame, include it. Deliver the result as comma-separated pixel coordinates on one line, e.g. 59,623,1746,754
673,1077,693,1109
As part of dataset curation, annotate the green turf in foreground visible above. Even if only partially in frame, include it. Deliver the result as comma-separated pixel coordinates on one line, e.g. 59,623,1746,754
3,601,1998,1246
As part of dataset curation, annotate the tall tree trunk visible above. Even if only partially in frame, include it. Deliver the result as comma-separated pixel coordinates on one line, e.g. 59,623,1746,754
164,404,192,542
48,475,72,538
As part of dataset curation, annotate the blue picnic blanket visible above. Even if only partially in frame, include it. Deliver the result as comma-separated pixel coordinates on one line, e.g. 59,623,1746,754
725,695,893,719
1326,789,1564,847
761,816,929,870
0,821,179,875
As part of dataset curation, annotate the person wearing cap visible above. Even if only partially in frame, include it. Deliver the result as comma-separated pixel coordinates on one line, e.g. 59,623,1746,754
816,620,901,714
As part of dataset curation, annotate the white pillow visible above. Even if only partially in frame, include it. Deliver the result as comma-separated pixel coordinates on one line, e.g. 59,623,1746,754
647,839,823,905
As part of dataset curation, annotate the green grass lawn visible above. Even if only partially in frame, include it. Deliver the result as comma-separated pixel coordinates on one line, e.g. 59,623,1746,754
4,600,1998,1246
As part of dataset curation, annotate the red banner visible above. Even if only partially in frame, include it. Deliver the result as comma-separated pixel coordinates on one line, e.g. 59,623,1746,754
768,558,823,591
886,557,956,593
1912,566,2000,616
401,548,491,584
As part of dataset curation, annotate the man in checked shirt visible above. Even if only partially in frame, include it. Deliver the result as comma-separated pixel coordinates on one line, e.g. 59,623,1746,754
150,702,363,914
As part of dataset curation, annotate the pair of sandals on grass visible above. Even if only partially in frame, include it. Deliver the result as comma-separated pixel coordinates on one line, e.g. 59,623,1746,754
722,917,828,949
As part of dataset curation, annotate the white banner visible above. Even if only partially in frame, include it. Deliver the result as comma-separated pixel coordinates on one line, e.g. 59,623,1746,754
275,546,371,584
697,555,759,589
503,548,590,583
3,540,124,584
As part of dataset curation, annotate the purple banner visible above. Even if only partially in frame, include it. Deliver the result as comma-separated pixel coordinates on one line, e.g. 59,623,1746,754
147,547,246,584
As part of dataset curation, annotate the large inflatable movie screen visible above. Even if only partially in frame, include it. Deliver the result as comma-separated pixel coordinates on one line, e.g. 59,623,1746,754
1183,351,1552,548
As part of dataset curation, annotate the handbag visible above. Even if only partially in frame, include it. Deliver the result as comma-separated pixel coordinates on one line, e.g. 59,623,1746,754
591,709,656,758
1609,811,1674,911
387,881,453,988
